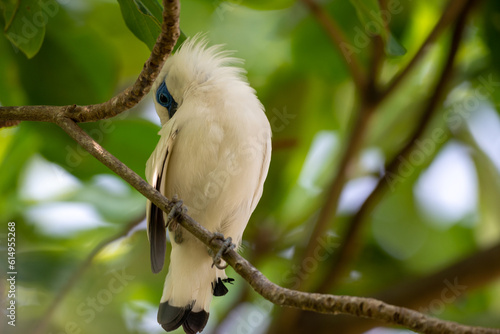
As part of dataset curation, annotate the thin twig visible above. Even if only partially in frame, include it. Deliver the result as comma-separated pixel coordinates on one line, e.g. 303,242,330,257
301,0,366,92
32,215,144,334
53,116,500,334
381,0,469,99
366,35,384,101
317,0,477,294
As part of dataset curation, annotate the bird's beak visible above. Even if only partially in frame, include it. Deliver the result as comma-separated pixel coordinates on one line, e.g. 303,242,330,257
168,102,178,119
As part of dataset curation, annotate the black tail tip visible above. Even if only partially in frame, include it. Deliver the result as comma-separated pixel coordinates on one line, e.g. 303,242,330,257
158,301,209,333
183,310,210,334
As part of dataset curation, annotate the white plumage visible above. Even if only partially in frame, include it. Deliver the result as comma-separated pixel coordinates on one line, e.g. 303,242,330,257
145,37,272,334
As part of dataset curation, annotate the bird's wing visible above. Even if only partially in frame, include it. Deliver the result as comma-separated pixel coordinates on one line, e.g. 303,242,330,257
146,119,178,274
249,133,272,213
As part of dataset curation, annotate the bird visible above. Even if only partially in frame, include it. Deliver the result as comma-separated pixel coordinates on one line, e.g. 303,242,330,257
145,36,272,334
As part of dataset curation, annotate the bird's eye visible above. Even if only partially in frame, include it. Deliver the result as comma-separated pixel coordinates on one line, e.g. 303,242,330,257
159,93,169,104
156,82,174,108
156,81,179,118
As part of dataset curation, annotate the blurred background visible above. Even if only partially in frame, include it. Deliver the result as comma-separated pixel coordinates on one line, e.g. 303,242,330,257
1,0,499,333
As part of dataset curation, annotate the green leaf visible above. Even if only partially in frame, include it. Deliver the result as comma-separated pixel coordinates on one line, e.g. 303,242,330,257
134,0,162,19
13,8,119,105
117,0,162,50
385,32,407,56
116,0,187,51
2,0,48,58
349,0,406,57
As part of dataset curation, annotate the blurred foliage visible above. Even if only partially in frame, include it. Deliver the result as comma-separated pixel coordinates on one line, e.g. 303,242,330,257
1,1,500,334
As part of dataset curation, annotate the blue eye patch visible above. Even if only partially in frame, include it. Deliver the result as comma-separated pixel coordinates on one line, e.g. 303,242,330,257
156,81,178,118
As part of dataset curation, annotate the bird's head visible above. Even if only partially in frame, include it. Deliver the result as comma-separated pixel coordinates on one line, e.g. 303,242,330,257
152,35,247,126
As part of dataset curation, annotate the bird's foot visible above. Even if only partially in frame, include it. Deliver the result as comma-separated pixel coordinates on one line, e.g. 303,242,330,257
166,195,186,231
210,232,235,270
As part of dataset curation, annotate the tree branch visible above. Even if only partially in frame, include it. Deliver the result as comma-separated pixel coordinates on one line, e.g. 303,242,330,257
0,0,180,125
52,116,500,334
316,0,476,294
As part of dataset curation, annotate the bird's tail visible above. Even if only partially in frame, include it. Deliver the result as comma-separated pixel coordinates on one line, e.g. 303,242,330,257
158,239,230,334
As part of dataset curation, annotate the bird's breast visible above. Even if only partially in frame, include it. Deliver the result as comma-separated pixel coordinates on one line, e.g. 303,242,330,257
163,112,266,230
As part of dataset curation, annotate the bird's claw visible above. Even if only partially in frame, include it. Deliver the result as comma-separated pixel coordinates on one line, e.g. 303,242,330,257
210,233,235,270
166,195,186,230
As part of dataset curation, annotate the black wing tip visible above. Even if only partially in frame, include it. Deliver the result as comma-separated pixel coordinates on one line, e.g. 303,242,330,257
151,261,163,274
149,202,166,273
158,301,209,333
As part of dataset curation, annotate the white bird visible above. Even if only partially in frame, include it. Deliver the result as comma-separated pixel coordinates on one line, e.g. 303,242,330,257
145,37,272,334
